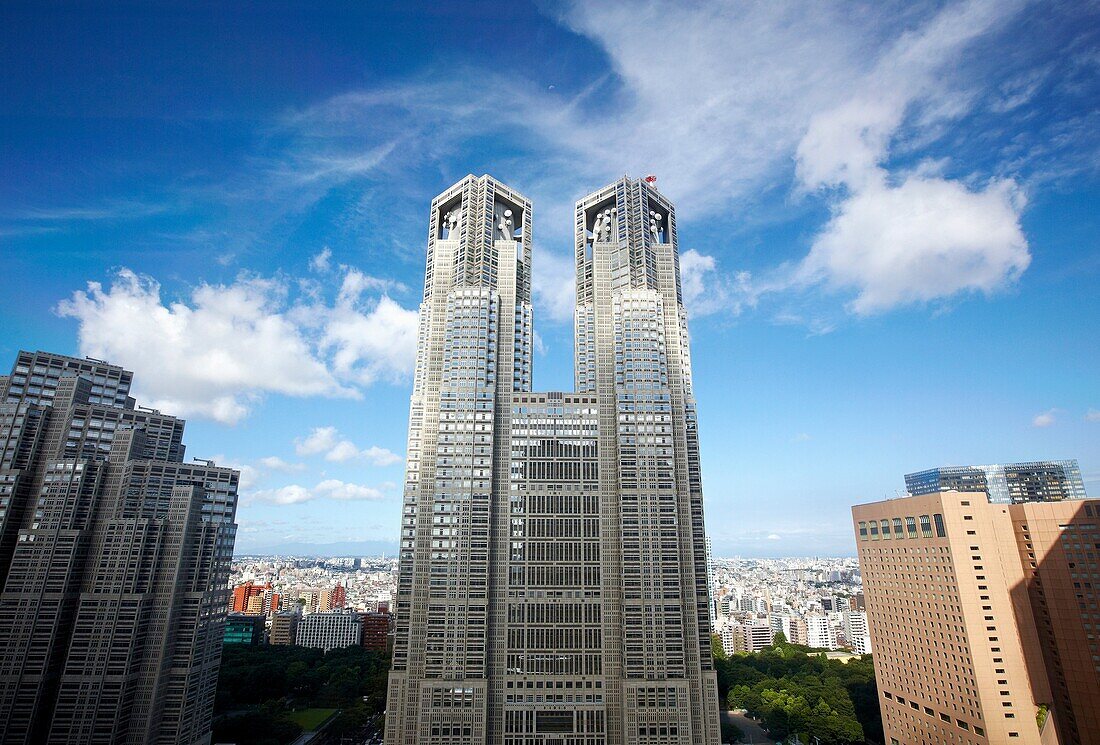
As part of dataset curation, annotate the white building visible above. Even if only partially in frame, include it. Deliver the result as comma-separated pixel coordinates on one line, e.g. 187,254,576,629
295,609,361,651
768,615,792,642
843,610,872,655
806,615,836,650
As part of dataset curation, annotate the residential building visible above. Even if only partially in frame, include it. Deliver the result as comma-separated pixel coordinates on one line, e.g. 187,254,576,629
842,610,871,655
269,610,300,646
296,609,362,652
0,350,238,745
385,176,720,745
905,461,1087,504
225,613,266,645
788,617,808,647
806,615,836,650
360,611,391,651
854,491,1100,744
742,621,774,653
769,615,793,643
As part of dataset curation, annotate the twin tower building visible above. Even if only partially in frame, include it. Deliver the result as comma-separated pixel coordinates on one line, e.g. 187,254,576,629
385,175,721,745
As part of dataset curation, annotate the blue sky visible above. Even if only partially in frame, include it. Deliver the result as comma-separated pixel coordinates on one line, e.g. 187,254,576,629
2,1,1098,556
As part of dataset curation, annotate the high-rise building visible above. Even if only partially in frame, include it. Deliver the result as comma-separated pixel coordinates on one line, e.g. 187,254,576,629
296,609,362,652
385,175,720,745
854,491,1100,744
905,460,1086,503
0,350,238,744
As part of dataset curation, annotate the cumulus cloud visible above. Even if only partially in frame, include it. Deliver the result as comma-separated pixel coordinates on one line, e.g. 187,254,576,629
797,177,1029,314
294,426,402,466
1032,409,1058,428
790,0,1032,314
767,533,782,541
248,479,392,505
56,266,418,424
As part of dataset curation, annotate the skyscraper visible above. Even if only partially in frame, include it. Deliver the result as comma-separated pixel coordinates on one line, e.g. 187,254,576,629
385,175,719,745
854,491,1100,744
0,350,238,744
905,460,1087,503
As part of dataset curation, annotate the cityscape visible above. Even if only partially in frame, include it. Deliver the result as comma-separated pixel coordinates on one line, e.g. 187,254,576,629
2,2,1099,745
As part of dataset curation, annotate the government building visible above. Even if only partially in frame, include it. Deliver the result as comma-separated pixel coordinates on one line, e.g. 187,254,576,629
385,175,720,745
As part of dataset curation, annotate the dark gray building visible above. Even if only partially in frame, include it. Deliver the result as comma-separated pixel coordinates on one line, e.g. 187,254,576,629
0,350,238,744
905,460,1087,503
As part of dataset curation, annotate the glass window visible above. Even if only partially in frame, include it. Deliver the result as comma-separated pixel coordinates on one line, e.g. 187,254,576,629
906,517,918,538
933,513,947,538
858,522,868,541
880,519,891,539
892,517,903,538
920,515,933,537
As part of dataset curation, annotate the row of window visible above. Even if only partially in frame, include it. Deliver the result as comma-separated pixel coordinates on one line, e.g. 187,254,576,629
859,514,946,541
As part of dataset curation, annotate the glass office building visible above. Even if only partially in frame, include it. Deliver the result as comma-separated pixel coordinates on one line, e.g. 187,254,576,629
905,460,1087,503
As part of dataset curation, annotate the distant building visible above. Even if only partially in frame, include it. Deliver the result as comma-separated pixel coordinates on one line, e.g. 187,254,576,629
805,615,835,650
741,621,774,653
232,580,272,613
360,611,391,651
905,460,1086,503
842,611,871,655
769,615,793,642
0,350,238,744
225,614,266,645
296,609,361,652
269,611,300,646
854,491,1100,743
788,617,808,647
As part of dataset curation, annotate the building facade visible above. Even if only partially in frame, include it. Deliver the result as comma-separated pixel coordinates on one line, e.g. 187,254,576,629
842,610,872,655
385,176,720,745
854,491,1100,744
224,614,266,645
905,461,1086,503
296,609,363,652
0,350,238,744
269,611,300,646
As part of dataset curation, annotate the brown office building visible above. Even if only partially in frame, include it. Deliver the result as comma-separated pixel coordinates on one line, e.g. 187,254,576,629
853,491,1100,745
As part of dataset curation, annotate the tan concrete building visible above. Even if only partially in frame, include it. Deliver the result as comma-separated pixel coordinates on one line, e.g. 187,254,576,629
853,492,1100,745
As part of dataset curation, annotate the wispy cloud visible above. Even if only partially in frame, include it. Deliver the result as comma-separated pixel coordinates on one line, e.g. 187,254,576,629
1032,408,1058,428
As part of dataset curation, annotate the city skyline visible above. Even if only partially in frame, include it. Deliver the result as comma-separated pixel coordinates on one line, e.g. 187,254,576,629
2,1,1099,558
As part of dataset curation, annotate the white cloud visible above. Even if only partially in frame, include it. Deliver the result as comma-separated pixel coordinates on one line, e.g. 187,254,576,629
767,533,782,541
271,0,1033,321
295,426,340,456
1032,409,1058,428
791,433,812,443
258,456,306,472
797,176,1029,314
249,479,392,505
309,247,332,272
679,249,756,317
789,0,1032,314
294,426,402,466
1087,409,1100,422
57,266,418,424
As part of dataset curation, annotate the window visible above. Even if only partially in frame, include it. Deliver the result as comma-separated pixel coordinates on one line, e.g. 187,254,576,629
934,513,947,537
920,515,933,537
